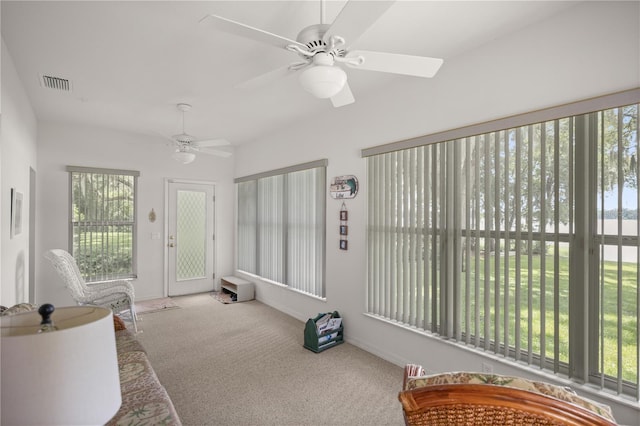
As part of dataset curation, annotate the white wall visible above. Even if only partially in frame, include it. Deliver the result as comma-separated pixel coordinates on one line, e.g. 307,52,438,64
36,122,235,306
234,2,640,424
1,38,38,306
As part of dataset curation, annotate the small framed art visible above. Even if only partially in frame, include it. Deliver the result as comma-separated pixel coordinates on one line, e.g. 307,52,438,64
340,210,348,221
339,239,348,250
339,225,348,236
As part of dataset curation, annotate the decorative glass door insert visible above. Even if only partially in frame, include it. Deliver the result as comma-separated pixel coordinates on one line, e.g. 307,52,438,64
176,190,206,280
167,181,215,296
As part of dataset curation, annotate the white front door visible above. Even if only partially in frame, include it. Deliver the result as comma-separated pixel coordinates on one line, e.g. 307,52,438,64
167,181,215,296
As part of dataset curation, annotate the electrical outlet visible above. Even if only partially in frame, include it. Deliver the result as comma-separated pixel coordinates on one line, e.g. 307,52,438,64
481,362,493,373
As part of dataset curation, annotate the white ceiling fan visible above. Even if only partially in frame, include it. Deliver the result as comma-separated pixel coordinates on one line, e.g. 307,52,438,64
200,0,443,108
163,103,232,164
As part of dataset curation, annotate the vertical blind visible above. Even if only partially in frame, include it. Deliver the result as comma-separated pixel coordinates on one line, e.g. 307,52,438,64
258,175,285,283
366,99,640,397
287,168,326,295
67,166,138,281
236,160,326,297
237,180,257,273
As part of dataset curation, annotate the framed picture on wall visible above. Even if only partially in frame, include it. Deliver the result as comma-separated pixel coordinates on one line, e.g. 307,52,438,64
339,225,348,236
339,239,348,250
340,210,348,221
10,188,23,239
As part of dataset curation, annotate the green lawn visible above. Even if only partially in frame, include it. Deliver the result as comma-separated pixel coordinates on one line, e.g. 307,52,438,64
458,251,637,383
73,230,133,277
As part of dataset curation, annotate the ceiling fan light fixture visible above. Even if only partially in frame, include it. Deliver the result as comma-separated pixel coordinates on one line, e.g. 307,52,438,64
172,150,196,164
299,65,347,99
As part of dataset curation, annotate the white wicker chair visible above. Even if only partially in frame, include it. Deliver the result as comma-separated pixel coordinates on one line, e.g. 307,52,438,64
44,249,138,332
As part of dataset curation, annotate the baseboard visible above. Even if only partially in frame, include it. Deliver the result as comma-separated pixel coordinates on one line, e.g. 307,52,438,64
253,295,309,324
345,335,411,369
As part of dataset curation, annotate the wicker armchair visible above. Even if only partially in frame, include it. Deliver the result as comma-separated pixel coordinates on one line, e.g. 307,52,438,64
399,365,617,425
44,249,138,332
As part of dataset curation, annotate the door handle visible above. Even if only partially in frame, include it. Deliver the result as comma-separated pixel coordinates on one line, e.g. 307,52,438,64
168,243,175,248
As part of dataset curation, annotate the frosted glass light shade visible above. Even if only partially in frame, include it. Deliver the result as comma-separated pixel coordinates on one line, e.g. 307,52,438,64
299,65,347,99
173,150,196,164
1,306,122,425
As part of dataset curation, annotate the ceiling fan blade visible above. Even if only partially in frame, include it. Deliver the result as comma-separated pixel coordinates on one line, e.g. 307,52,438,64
152,130,178,145
198,147,233,158
194,139,230,147
323,0,395,47
235,64,302,90
330,81,355,108
200,14,306,51
346,50,443,78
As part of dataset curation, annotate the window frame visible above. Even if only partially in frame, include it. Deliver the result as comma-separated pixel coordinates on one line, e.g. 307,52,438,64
235,159,327,298
67,166,139,282
363,89,640,399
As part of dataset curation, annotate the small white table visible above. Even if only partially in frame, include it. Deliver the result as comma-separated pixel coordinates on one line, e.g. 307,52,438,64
220,276,254,302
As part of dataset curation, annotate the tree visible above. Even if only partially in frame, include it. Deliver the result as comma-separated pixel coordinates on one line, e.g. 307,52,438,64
599,105,638,200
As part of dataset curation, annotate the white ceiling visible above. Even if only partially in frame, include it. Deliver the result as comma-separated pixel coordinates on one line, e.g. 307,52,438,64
2,1,577,146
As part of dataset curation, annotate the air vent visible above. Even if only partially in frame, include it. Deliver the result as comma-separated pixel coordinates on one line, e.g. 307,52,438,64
39,74,72,92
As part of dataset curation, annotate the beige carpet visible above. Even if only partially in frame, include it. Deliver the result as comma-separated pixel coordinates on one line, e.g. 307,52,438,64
137,293,404,425
135,297,180,315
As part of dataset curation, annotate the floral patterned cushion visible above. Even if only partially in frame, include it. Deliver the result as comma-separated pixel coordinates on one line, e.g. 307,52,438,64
405,371,615,422
108,329,181,425
0,303,38,316
115,329,147,354
107,351,181,426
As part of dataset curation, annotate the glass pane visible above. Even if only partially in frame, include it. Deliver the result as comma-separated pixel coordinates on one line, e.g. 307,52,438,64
176,190,207,280
72,224,133,281
597,106,638,237
596,105,639,386
367,102,640,396
70,171,135,281
599,246,638,383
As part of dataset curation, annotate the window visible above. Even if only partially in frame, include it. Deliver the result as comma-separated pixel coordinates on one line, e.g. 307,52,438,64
68,166,138,282
365,91,640,398
236,160,326,297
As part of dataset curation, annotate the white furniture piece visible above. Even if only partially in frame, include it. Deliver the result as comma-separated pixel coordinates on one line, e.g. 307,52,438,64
44,249,138,332
221,276,254,302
